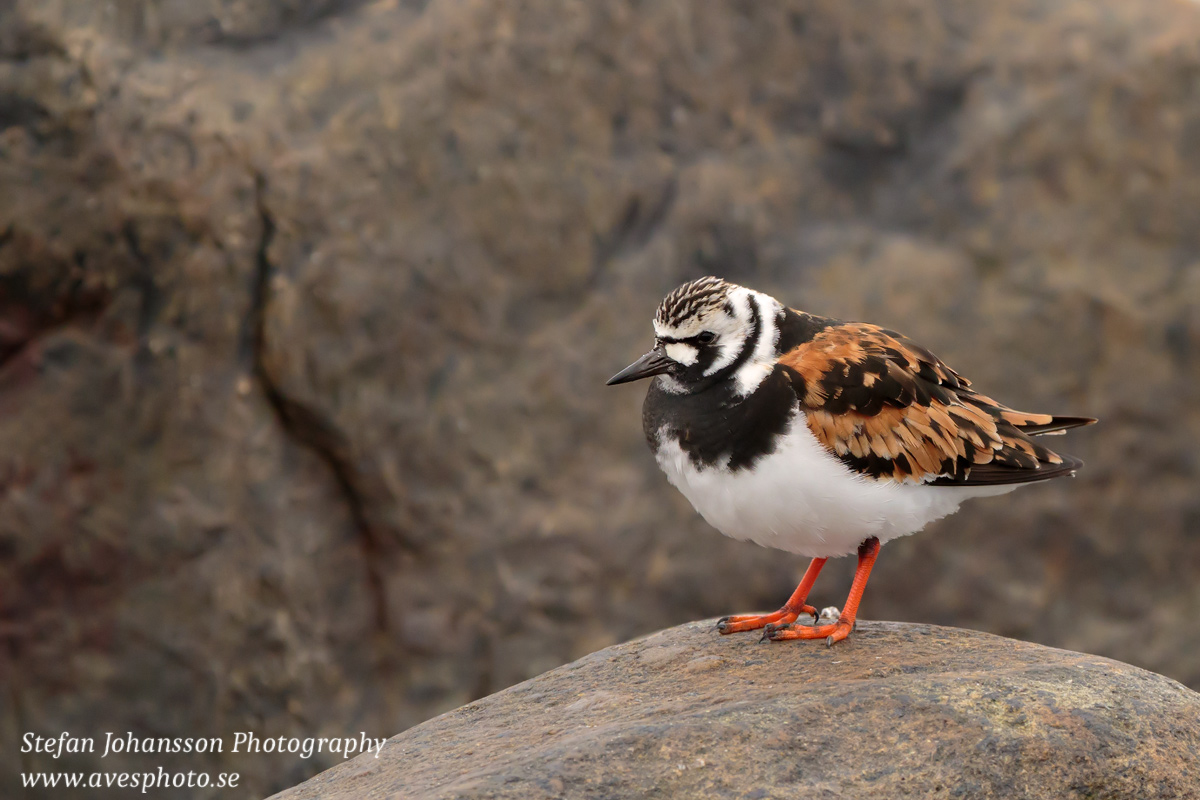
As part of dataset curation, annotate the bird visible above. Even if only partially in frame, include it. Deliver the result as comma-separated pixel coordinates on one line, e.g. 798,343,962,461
607,276,1095,646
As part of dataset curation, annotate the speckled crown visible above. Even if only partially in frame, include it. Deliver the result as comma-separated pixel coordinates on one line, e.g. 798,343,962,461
655,276,733,328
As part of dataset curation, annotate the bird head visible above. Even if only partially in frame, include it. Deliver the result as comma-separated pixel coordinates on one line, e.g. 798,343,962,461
607,276,775,394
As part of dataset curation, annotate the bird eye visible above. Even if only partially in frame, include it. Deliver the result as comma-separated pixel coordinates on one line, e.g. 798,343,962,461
697,331,716,345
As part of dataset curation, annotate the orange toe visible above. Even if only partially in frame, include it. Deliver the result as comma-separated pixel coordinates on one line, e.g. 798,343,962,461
717,605,819,635
716,558,827,636
763,618,854,646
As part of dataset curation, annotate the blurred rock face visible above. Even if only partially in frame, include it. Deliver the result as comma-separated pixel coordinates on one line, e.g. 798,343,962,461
1,0,1198,796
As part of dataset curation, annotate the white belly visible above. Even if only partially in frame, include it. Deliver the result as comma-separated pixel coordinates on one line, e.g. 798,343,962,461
654,413,1016,557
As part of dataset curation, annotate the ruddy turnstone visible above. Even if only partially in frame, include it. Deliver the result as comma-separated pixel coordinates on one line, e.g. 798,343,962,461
607,276,1095,646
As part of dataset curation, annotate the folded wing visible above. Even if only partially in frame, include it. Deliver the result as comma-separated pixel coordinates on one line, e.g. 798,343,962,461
777,321,1095,486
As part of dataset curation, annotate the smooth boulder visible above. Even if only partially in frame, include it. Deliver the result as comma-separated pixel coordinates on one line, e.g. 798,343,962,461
274,621,1200,799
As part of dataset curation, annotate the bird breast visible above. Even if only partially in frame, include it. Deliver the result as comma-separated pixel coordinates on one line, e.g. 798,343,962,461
652,409,1016,558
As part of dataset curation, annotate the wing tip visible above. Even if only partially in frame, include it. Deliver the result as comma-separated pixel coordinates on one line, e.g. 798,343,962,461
932,451,1085,487
1024,415,1098,436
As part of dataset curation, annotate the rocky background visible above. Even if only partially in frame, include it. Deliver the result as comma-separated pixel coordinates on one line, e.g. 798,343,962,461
1,0,1198,797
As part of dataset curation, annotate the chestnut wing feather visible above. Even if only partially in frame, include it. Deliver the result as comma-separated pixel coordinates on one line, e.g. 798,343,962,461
777,322,1090,485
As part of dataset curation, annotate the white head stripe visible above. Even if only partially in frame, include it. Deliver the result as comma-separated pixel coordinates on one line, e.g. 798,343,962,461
701,289,752,376
665,343,698,366
732,292,781,395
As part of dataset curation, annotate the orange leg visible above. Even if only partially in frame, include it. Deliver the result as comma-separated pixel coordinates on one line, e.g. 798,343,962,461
716,557,827,634
764,537,880,646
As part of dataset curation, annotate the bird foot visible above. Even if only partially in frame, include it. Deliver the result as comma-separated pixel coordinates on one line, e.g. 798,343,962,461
716,605,819,635
761,617,856,646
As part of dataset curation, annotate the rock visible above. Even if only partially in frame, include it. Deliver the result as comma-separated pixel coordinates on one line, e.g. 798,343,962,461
274,621,1200,800
4,0,1200,797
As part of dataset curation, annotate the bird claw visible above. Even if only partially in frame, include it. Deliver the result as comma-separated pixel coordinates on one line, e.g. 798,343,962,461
824,619,855,647
759,622,784,642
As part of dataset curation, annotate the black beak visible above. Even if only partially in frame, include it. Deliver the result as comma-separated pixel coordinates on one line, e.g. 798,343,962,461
606,347,675,386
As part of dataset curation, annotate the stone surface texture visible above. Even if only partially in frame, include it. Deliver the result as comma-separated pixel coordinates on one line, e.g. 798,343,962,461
274,621,1200,800
2,0,1200,797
